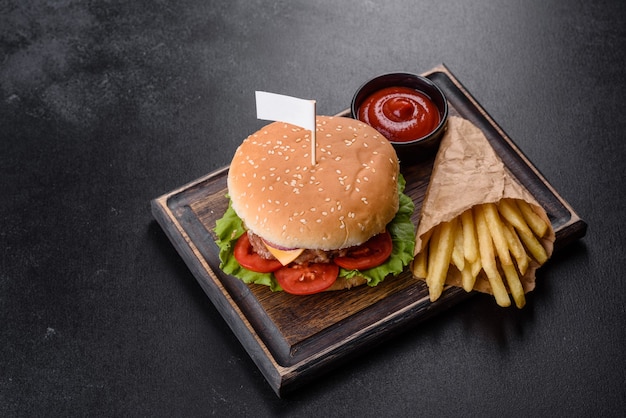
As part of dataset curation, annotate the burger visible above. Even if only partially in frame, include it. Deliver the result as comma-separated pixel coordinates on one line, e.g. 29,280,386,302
214,115,415,295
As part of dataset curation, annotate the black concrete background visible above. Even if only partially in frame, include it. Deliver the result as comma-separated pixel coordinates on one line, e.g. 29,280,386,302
1,1,625,416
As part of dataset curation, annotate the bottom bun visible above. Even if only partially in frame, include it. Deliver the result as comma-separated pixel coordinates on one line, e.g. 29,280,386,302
325,276,368,291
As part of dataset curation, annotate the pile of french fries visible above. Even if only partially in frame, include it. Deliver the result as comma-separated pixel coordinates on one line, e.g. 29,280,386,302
412,198,550,308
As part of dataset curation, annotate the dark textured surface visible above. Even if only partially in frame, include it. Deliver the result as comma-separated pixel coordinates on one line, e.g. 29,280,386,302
1,1,625,416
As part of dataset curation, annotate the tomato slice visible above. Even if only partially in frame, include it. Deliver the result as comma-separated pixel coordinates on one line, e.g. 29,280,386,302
274,263,339,295
233,232,283,273
333,230,393,270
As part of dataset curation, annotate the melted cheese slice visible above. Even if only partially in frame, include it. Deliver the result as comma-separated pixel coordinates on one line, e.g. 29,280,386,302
263,242,305,266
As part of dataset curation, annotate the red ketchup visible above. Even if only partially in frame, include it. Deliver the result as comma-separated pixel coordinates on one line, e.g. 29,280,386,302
357,86,440,142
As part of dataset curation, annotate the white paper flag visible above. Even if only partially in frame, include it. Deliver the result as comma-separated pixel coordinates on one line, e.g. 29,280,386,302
255,91,317,165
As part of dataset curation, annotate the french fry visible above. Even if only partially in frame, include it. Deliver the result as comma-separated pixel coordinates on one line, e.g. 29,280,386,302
451,218,465,272
501,262,526,309
517,199,549,238
412,229,434,279
483,203,526,307
426,220,455,302
414,199,550,309
470,256,482,279
412,245,428,279
497,199,534,238
474,205,511,307
464,238,483,292
460,209,479,263
502,221,529,275
517,228,549,264
427,224,441,283
483,202,512,266
461,262,475,292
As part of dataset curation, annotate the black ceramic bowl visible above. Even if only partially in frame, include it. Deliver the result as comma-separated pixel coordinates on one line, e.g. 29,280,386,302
351,72,448,163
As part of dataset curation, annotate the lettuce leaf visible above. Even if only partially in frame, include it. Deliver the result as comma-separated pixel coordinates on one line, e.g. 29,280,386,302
213,174,415,291
214,197,283,291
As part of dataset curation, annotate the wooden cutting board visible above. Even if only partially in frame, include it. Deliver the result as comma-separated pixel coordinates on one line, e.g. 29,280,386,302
151,64,587,397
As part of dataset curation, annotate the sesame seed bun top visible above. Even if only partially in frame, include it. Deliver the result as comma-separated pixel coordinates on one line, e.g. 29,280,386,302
227,115,400,250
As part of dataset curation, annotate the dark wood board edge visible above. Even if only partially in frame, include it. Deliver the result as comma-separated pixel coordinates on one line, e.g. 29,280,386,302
150,64,588,396
152,193,471,396
429,64,588,246
157,163,475,364
150,193,285,394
